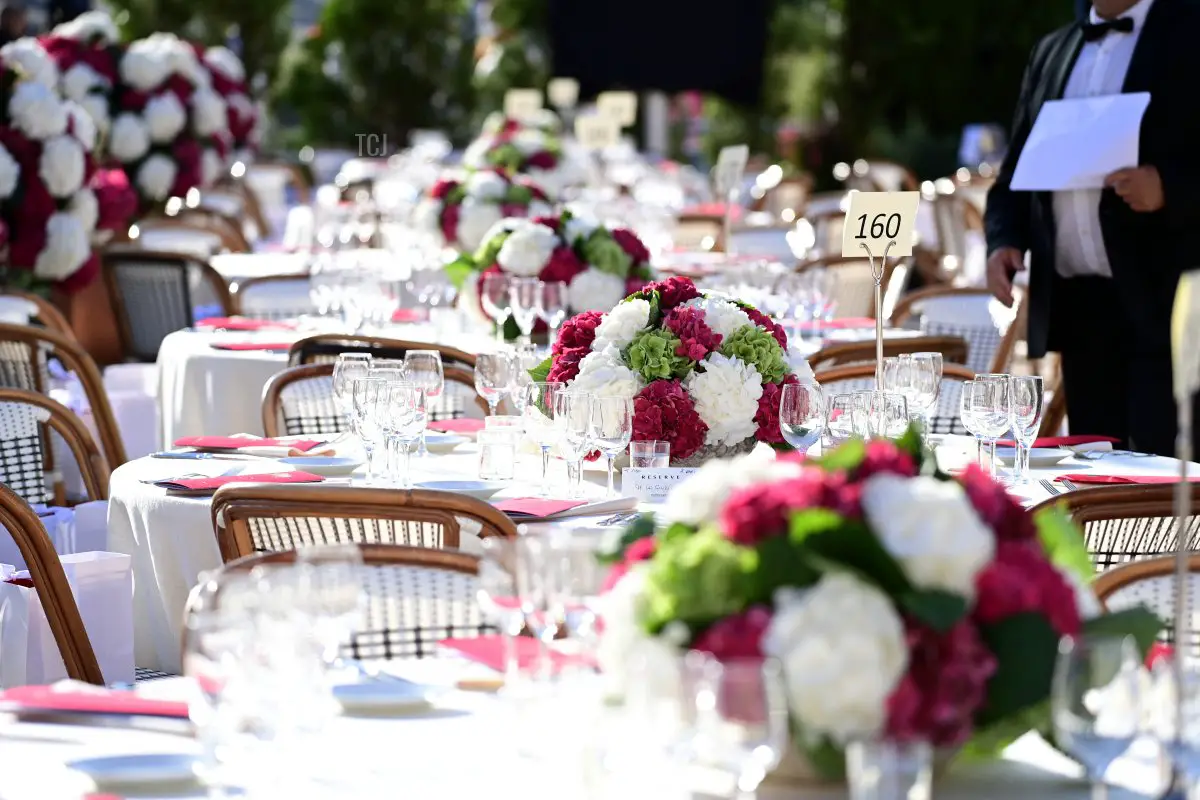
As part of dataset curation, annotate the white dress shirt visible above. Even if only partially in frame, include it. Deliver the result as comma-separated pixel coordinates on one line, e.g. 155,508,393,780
1053,0,1155,278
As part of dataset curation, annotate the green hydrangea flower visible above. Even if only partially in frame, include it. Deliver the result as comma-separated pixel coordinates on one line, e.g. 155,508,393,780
487,143,522,172
627,329,691,382
581,229,633,277
474,230,511,267
505,184,533,205
720,324,788,384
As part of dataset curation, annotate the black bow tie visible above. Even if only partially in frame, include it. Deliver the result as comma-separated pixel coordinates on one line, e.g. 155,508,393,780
1082,16,1135,41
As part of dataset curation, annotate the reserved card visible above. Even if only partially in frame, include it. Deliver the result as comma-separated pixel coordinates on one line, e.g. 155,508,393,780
574,114,619,150
596,91,637,127
714,144,750,197
622,467,698,502
504,88,543,121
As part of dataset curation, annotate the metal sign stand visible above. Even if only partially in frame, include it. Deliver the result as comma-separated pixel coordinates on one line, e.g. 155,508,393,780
1165,399,1195,799
722,189,735,257
859,240,896,388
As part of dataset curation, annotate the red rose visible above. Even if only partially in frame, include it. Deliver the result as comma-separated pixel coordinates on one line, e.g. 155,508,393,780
164,75,194,102
602,535,657,592
632,379,707,461
611,228,650,266
439,203,461,243
57,252,99,294
624,275,648,297
547,345,588,384
959,463,1037,541
540,246,586,285
851,438,919,481
718,470,863,545
552,310,604,357
753,376,794,445
526,151,558,170
429,179,458,200
664,305,722,362
532,214,561,232
974,541,1082,637
693,607,773,661
525,182,550,203
170,139,202,197
640,276,701,310
500,203,525,218
744,306,788,349
91,168,138,232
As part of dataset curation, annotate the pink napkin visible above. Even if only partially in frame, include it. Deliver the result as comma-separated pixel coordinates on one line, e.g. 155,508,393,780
999,435,1121,448
154,471,325,492
494,498,587,518
1059,474,1200,486
209,342,293,352
797,317,876,331
427,419,485,435
439,635,591,673
196,317,295,331
1147,643,1173,669
680,202,744,220
174,436,323,452
0,685,189,719
391,308,428,323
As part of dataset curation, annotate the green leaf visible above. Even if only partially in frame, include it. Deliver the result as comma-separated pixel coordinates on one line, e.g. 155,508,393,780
597,515,657,565
900,589,968,632
799,735,846,780
640,527,757,634
961,701,1050,760
809,438,866,474
1082,606,1165,658
506,184,533,205
528,355,553,385
1034,506,1093,582
747,534,820,605
893,423,926,465
443,256,477,290
445,185,467,205
803,518,911,597
978,612,1060,726
502,315,521,341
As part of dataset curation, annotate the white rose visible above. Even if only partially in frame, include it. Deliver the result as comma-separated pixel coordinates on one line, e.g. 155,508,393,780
562,210,600,245
464,170,507,201
227,92,255,121
66,102,97,152
61,63,104,101
137,154,177,201
528,200,553,218
685,352,763,446
9,81,68,140
566,267,626,313
461,137,490,169
512,129,546,156
569,344,643,398
763,576,909,745
191,88,227,138
861,474,996,600
456,200,503,252
592,298,651,351
144,92,186,143
203,46,245,82
477,217,522,251
69,188,99,232
120,42,170,91
496,220,556,277
660,447,804,528
201,148,225,187
34,212,90,281
39,135,85,198
80,94,110,132
109,113,150,162
2,39,57,88
53,11,120,44
683,296,754,340
0,142,19,199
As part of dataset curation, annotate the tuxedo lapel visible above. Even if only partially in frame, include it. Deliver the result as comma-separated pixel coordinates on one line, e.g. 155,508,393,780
1048,24,1085,100
1123,0,1172,92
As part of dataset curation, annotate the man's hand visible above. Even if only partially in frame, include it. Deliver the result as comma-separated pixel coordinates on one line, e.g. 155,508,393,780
1105,166,1165,212
986,247,1025,307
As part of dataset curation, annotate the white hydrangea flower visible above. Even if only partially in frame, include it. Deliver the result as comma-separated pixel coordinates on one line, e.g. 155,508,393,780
201,148,225,186
191,88,227,138
764,576,908,745
68,188,99,232
477,217,522,252
9,81,68,140
0,143,20,199
39,135,85,198
34,212,90,280
144,92,186,143
594,567,681,701
461,137,490,169
120,41,171,91
511,129,547,156
456,199,504,252
2,38,57,88
562,210,600,245
65,102,96,152
861,474,996,600
592,298,650,352
411,197,442,235
685,352,763,446
203,46,245,82
659,447,804,528
137,154,177,201
683,296,754,340
496,220,556,277
527,200,553,218
61,63,104,101
80,94,110,132
227,92,255,121
464,170,507,201
569,344,643,398
567,267,626,313
109,113,150,163
53,11,120,45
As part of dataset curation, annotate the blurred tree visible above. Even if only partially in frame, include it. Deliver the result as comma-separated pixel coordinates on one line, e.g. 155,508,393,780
108,0,204,39
473,0,549,124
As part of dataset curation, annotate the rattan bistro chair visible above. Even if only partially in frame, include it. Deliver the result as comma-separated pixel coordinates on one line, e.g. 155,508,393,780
0,290,75,339
220,544,491,661
813,363,977,436
1029,484,1200,573
890,286,1024,375
287,335,477,371
807,335,969,372
0,484,104,683
211,484,518,563
1094,554,1200,654
0,389,109,505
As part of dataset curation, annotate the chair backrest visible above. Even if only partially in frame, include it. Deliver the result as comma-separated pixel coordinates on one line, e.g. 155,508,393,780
0,388,109,504
807,335,969,372
813,362,976,436
1093,553,1200,654
101,250,234,363
0,291,75,339
890,286,1023,374
0,323,126,468
0,484,103,682
1029,485,1200,573
673,214,725,252
211,484,519,563
231,275,314,321
220,544,490,661
288,335,478,371
796,256,901,319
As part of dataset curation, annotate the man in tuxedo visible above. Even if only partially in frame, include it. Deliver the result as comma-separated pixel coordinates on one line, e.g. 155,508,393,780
985,0,1200,456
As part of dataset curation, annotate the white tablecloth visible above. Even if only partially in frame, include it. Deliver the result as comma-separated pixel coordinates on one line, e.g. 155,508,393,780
209,249,396,286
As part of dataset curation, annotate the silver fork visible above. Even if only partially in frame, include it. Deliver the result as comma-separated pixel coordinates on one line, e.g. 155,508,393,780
1061,479,1079,492
1040,478,1062,496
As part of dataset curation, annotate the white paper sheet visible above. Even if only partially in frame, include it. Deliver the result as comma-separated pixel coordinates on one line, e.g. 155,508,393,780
1010,93,1151,191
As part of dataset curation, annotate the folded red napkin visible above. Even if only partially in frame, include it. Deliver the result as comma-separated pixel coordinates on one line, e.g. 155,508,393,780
3,576,33,587
174,436,323,452
998,435,1122,448
797,317,876,331
0,685,189,719
1147,642,1174,669
209,342,293,352
154,471,325,492
196,317,295,331
1059,474,1200,486
680,202,744,219
494,498,587,518
427,419,485,435
391,308,428,323
440,635,591,673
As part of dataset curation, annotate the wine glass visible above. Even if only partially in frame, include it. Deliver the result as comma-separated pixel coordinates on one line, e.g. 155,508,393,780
477,537,526,688
556,390,593,499
295,544,365,668
1052,634,1142,800
404,350,444,458
378,382,427,488
972,374,1012,479
475,352,516,416
509,278,541,345
589,395,634,499
481,273,512,343
332,353,372,425
349,376,387,484
538,281,569,344
523,381,564,498
779,381,825,454
959,380,984,466
1008,375,1044,485
910,352,942,432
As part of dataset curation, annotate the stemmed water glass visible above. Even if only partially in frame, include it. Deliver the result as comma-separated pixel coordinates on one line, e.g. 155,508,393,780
959,380,984,465
332,353,372,427
477,537,527,689
589,395,634,499
779,381,825,453
349,376,387,484
971,375,1012,479
910,352,942,432
509,278,541,345
523,381,564,498
1008,375,1044,485
475,352,516,416
481,273,512,343
538,281,569,344
824,393,859,449
378,382,426,488
555,390,593,499
404,350,444,458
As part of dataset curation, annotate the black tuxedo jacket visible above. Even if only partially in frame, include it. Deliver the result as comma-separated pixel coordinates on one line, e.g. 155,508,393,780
985,0,1200,359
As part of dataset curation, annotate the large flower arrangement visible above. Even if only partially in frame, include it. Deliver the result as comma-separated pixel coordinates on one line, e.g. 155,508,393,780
480,110,561,137
414,169,552,253
597,431,1160,778
462,120,568,192
202,46,258,163
527,276,808,465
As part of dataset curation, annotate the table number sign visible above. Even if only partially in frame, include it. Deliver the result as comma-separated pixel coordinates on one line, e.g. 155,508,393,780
574,115,620,151
713,144,750,196
622,467,698,503
547,77,579,109
596,91,638,127
504,88,544,121
840,191,921,259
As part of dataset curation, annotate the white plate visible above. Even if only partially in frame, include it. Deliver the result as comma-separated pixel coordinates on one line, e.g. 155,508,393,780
333,680,435,714
279,456,362,477
996,447,1073,468
423,433,469,454
67,753,198,789
416,480,506,500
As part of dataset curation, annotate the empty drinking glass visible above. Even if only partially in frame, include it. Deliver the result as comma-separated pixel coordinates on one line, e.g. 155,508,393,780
825,393,859,449
479,429,517,481
856,391,909,439
556,390,593,499
971,375,1012,479
1008,375,1044,485
910,353,942,432
481,273,512,342
629,440,670,468
959,380,984,465
589,395,634,499
509,278,541,344
475,352,516,416
477,537,527,687
350,376,387,484
538,281,569,344
332,353,372,424
378,382,426,487
779,381,825,453
847,739,933,800
523,381,564,497
404,350,444,458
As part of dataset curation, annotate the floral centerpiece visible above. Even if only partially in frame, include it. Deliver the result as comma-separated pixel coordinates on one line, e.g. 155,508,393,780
413,169,552,253
480,110,562,137
202,46,258,163
41,10,120,136
526,276,809,465
597,430,1161,779
462,120,570,192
